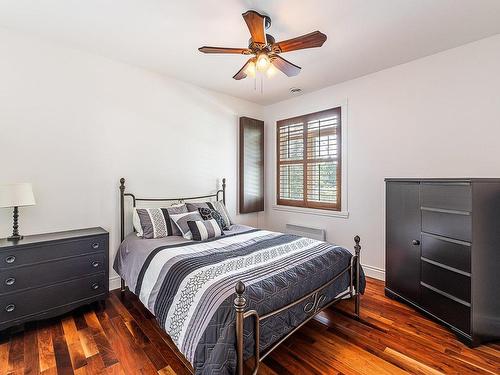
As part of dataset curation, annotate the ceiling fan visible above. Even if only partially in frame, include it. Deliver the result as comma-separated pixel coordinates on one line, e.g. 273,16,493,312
198,10,327,80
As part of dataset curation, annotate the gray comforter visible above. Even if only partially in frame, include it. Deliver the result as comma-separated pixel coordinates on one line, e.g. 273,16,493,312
114,225,365,375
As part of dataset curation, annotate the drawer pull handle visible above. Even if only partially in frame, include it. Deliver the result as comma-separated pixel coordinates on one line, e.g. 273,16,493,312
412,239,420,246
91,242,100,249
5,304,15,313
91,261,100,268
5,256,16,264
5,278,15,286
91,283,100,290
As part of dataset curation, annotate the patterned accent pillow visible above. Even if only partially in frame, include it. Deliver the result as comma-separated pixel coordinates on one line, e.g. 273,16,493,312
135,205,187,238
198,207,228,231
187,219,224,241
186,201,233,226
170,211,204,240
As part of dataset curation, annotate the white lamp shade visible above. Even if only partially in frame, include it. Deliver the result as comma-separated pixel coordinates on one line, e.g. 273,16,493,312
0,183,36,208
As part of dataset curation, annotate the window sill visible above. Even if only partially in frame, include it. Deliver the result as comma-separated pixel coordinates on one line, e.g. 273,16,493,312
272,205,349,218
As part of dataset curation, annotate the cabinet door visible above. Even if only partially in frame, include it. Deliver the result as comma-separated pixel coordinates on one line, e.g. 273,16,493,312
386,181,421,303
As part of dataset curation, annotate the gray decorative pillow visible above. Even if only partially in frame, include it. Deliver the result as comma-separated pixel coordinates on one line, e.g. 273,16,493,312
135,205,187,238
198,207,228,230
186,201,232,227
187,219,224,241
170,211,204,240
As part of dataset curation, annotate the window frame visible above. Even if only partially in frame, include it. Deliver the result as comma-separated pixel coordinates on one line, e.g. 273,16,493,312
276,107,342,212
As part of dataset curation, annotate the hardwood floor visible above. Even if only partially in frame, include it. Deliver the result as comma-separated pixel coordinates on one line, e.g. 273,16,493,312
1,277,498,374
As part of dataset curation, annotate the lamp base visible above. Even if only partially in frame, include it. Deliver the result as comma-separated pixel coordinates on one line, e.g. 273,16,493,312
8,206,23,241
7,234,23,241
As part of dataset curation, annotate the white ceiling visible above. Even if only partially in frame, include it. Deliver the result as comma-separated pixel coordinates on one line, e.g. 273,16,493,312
1,0,500,105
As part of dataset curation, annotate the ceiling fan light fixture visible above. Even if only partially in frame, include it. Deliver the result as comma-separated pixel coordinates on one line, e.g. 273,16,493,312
244,60,256,77
266,64,278,77
256,53,270,71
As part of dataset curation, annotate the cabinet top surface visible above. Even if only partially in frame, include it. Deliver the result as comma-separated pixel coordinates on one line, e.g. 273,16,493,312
0,227,108,249
385,178,500,183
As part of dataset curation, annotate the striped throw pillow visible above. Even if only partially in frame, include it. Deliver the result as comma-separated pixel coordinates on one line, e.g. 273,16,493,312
169,211,204,240
198,207,228,230
186,201,233,226
187,219,223,241
135,205,187,238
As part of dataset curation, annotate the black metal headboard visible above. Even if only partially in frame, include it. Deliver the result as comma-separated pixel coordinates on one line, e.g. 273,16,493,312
119,177,226,242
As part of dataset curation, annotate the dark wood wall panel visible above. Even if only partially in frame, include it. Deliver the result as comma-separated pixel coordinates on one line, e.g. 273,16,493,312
239,117,264,213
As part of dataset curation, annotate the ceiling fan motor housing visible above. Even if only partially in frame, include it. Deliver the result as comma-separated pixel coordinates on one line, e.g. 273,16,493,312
248,34,275,50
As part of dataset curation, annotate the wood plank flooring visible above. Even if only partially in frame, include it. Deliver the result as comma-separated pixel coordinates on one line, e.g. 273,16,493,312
0,277,498,374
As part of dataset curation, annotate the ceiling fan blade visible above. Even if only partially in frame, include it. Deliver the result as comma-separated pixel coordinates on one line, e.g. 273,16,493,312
271,55,301,77
242,10,267,45
233,58,254,80
199,46,251,54
274,31,327,53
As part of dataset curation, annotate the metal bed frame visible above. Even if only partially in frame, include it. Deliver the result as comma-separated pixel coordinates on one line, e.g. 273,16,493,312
118,177,362,375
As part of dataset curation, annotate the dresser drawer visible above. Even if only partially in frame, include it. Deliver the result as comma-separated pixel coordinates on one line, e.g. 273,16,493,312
0,273,106,324
421,233,470,273
421,183,471,212
0,235,106,269
421,260,470,302
421,209,471,242
0,253,105,294
421,284,470,334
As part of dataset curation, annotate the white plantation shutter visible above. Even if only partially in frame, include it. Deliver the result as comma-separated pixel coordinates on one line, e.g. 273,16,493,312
278,122,304,201
277,107,341,210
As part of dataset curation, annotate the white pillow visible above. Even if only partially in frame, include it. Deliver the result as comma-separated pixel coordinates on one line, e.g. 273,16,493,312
133,208,143,237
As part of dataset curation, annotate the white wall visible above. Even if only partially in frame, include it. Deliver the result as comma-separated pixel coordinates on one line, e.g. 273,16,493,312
261,35,500,280
2,27,500,285
0,29,263,288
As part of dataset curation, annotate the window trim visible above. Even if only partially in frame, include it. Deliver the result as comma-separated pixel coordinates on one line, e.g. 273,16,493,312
273,100,348,217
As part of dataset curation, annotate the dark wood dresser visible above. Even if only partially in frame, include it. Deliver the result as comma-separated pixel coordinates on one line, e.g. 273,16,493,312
385,178,500,346
0,227,108,331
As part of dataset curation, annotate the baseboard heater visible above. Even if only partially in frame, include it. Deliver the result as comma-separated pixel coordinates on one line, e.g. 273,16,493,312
285,224,326,241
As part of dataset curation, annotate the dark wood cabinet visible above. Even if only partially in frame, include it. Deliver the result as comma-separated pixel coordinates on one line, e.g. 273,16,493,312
385,179,500,346
0,227,108,332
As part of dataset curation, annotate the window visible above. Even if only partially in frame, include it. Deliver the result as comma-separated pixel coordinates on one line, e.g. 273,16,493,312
277,107,341,211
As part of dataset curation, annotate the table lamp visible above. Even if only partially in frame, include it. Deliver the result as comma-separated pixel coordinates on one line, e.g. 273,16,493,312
0,183,36,241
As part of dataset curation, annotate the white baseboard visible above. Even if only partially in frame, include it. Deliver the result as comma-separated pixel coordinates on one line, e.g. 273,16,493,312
361,263,385,281
109,275,122,291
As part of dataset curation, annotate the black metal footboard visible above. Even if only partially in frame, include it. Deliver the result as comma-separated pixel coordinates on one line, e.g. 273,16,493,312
234,236,362,375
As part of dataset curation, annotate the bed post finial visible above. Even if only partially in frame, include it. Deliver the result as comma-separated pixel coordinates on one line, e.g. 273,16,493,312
222,178,226,205
354,235,361,256
235,280,245,295
234,280,245,375
354,235,361,318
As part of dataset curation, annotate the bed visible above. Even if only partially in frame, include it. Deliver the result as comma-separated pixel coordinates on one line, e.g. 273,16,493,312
114,177,365,375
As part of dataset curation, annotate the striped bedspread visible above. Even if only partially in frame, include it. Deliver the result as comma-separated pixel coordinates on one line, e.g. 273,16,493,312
117,228,365,375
